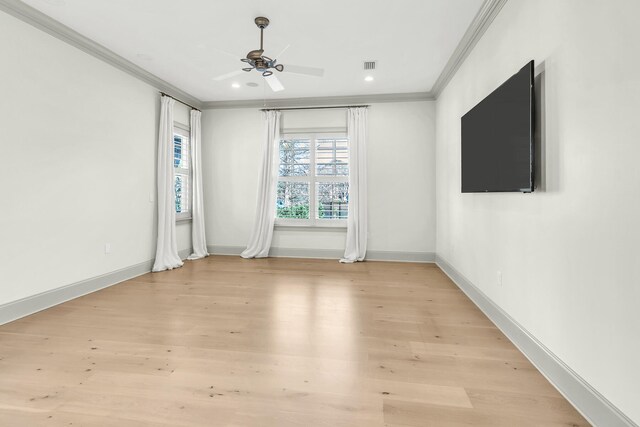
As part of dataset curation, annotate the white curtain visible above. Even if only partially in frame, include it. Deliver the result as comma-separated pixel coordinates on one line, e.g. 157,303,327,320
340,107,368,263
241,110,281,259
187,109,209,260
153,96,183,272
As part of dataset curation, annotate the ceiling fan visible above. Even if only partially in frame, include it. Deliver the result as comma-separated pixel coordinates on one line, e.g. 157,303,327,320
241,17,283,77
212,17,325,92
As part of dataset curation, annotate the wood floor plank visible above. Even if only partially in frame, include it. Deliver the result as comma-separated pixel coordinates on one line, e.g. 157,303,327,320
0,256,589,426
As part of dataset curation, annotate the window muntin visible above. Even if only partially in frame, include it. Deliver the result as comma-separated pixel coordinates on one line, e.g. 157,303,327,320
173,126,191,221
276,133,348,226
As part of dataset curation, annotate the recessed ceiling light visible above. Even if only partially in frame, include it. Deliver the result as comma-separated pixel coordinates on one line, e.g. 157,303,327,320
364,75,374,82
231,82,241,89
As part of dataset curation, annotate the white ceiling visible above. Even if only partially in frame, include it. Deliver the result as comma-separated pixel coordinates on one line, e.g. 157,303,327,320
21,0,484,102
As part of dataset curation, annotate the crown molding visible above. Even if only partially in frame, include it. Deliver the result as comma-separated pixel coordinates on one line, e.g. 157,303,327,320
201,92,434,110
430,0,509,98
0,0,203,108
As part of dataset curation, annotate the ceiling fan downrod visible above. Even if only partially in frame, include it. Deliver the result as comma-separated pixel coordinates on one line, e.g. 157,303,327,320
255,16,269,50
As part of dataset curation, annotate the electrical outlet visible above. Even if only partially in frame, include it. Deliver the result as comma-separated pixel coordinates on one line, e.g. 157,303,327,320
497,270,503,286
105,243,111,254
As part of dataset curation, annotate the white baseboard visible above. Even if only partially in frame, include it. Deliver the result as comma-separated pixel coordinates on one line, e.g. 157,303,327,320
366,250,435,263
178,248,191,260
0,249,192,326
435,254,638,427
208,245,435,263
0,259,152,326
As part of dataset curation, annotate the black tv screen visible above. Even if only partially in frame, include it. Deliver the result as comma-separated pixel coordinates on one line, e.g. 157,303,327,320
461,61,534,193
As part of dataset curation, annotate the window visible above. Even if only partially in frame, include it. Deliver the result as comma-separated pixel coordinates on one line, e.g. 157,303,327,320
173,125,191,221
276,133,349,226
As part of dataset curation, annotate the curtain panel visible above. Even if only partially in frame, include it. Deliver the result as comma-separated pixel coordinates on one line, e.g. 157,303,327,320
153,96,183,272
241,110,281,259
340,107,368,263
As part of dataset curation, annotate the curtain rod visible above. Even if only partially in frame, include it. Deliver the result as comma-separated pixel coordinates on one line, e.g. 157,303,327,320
159,92,201,111
260,105,369,112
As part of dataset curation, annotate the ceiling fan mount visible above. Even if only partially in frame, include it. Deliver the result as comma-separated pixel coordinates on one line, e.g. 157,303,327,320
254,16,270,29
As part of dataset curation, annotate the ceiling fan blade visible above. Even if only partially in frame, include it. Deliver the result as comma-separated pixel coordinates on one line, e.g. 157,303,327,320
265,74,284,92
211,47,244,60
212,69,245,81
274,44,291,60
282,64,325,77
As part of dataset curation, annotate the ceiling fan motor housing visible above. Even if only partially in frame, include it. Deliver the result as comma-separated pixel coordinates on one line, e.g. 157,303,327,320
247,49,264,60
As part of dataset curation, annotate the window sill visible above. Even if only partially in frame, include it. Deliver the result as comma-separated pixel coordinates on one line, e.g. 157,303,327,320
274,223,347,231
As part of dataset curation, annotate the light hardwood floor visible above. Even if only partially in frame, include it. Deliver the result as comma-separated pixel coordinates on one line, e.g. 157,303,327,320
0,256,589,426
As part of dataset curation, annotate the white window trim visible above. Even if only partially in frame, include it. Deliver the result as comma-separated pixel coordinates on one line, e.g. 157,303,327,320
275,132,348,228
174,123,192,222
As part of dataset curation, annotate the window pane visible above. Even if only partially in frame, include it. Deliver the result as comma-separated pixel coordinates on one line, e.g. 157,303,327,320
316,137,348,176
277,182,310,219
279,139,310,176
316,182,349,219
175,172,189,214
174,132,190,215
174,135,189,170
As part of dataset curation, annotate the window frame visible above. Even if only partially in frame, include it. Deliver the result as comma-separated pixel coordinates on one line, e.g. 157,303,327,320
173,123,192,222
275,132,348,228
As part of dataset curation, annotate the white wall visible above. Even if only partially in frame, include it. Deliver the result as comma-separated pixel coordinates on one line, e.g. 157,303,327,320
201,101,436,256
0,11,190,306
435,0,640,422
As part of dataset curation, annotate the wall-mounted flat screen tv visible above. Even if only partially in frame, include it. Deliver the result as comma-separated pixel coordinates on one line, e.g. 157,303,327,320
461,61,534,193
